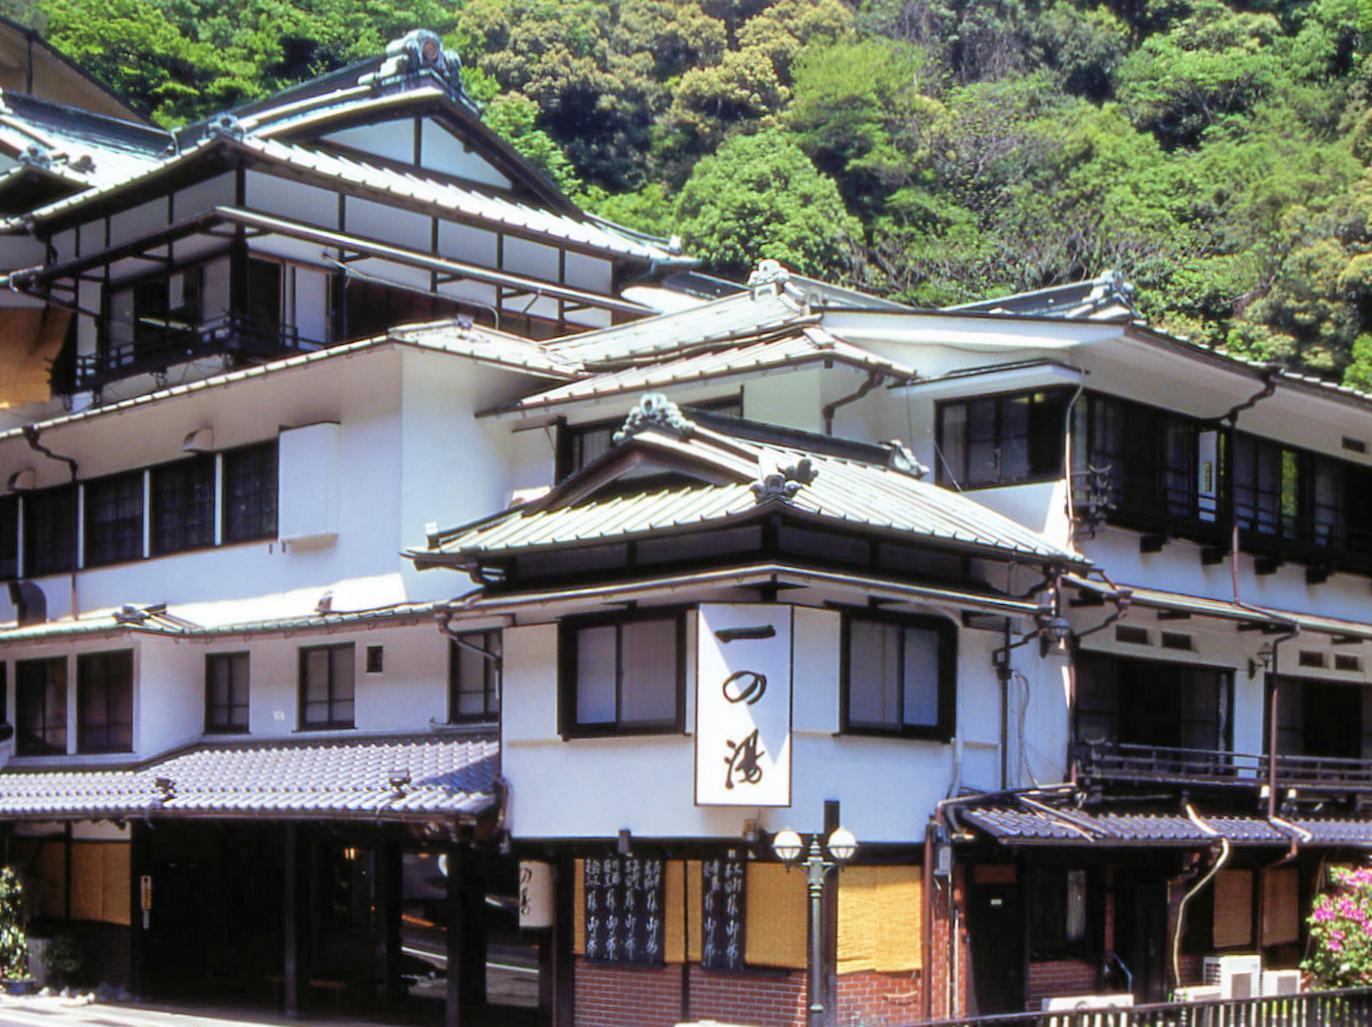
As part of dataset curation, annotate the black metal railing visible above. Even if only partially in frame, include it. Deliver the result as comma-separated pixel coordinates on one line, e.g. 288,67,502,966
76,314,323,389
904,986,1372,1027
1076,742,1372,797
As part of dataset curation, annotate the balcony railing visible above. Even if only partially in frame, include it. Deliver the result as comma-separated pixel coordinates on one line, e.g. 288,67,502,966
76,314,324,390
903,986,1372,1027
1075,741,1372,798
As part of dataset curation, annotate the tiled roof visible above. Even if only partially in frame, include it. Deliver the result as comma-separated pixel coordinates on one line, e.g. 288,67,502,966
960,804,1372,848
483,327,916,418
421,401,1087,568
0,732,498,821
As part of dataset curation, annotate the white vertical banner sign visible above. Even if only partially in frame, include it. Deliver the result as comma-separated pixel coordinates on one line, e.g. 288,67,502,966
695,603,793,807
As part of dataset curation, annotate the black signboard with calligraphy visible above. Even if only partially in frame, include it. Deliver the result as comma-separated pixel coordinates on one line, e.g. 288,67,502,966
582,856,665,965
700,855,746,971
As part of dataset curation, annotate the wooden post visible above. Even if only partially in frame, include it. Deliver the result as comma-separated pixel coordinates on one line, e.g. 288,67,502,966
553,853,576,1027
127,822,144,997
283,825,303,1018
446,844,462,1027
374,832,402,1009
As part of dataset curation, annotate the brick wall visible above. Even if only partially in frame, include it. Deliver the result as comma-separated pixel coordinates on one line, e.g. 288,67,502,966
574,961,925,1026
1025,959,1098,1010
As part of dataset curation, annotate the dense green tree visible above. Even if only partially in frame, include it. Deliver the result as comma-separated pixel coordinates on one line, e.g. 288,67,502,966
674,129,862,277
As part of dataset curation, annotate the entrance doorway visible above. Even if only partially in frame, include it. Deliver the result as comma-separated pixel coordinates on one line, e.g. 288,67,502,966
1112,877,1169,1004
967,867,1025,1014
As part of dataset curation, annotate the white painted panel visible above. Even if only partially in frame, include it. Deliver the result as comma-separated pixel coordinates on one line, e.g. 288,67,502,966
245,171,337,229
565,306,611,329
168,234,227,264
278,421,340,546
564,252,611,294
420,118,511,189
345,196,429,252
292,266,329,343
247,234,332,267
436,279,497,308
77,280,100,353
202,256,230,321
49,229,75,262
348,256,429,291
437,221,497,268
503,236,558,282
77,220,102,257
324,120,416,164
173,172,235,220
0,233,43,272
109,198,167,248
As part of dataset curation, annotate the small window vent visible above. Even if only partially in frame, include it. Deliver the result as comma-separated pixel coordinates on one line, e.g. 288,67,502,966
365,645,384,674
1116,625,1151,646
1335,654,1362,673
1298,650,1326,669
1160,632,1194,652
1343,436,1367,455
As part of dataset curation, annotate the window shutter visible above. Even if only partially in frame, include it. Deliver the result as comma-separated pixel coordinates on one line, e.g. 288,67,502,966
1261,866,1300,947
744,863,808,969
1212,869,1253,949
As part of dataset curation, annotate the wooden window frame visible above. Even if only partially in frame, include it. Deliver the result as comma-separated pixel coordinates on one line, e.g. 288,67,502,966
449,630,501,724
22,484,77,578
204,651,250,734
935,387,1070,490
840,609,957,742
221,439,279,544
558,608,686,738
15,657,66,756
298,643,356,731
150,454,215,556
82,469,145,568
76,650,133,754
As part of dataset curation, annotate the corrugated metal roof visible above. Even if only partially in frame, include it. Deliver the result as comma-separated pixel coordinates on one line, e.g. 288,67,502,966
0,600,441,645
545,291,803,365
483,327,917,417
424,415,1086,567
1065,576,1372,641
0,732,497,820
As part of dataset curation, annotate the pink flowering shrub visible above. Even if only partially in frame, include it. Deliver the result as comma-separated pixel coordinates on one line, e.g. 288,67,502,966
1304,867,1372,988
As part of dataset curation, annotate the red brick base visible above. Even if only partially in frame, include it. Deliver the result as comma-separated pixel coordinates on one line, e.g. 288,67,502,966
1025,959,1099,1011
573,961,924,1026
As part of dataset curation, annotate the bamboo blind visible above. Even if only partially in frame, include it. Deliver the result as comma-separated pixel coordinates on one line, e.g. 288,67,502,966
837,866,922,974
70,844,131,926
1212,869,1253,949
1262,865,1300,947
744,863,808,969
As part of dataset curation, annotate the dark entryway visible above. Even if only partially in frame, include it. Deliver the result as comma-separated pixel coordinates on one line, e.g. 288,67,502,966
967,866,1025,1014
1112,876,1169,1004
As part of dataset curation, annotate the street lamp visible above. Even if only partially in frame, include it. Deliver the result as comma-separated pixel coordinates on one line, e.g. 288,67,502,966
772,826,859,1027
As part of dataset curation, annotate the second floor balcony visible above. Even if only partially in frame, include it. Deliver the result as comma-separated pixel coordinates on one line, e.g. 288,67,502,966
1075,740,1372,802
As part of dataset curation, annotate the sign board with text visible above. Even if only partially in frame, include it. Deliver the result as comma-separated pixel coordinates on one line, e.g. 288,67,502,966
695,603,793,807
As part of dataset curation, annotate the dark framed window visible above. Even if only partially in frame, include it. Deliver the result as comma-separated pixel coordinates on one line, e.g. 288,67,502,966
1074,652,1233,752
1029,866,1093,960
150,455,214,555
222,440,278,543
1233,435,1300,540
15,656,66,756
77,650,133,753
841,611,956,740
1271,675,1372,761
83,470,144,567
0,494,16,579
205,652,250,733
936,389,1069,488
299,643,355,730
559,611,685,736
450,631,501,723
22,484,76,577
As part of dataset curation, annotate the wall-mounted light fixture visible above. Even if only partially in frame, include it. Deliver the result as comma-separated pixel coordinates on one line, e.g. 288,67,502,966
1249,642,1276,678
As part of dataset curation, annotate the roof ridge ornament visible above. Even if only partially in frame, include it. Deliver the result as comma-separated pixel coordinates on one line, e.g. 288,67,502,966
747,259,791,301
883,440,929,479
613,392,695,443
16,144,52,171
359,29,466,101
206,112,246,140
751,454,817,503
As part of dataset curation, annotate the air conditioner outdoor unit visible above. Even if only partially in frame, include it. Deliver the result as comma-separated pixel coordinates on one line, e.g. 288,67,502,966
1174,985,1224,1002
1041,994,1135,1011
1204,955,1263,999
1261,970,1302,996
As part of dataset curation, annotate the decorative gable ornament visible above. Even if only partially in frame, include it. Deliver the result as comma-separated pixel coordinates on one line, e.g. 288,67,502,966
747,259,791,300
884,440,929,479
360,30,466,101
613,392,695,444
751,455,817,503
205,112,246,140
16,144,52,171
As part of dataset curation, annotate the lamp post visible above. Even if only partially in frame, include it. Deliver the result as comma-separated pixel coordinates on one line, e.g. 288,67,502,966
772,826,858,1027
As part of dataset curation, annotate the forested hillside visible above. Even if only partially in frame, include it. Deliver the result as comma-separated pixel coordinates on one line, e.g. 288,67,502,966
15,0,1372,386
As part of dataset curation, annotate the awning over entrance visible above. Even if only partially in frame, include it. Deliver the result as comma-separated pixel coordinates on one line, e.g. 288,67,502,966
959,804,1372,848
0,732,498,822
1065,576,1372,641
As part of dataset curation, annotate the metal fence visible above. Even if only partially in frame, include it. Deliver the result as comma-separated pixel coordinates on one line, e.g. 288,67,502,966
903,988,1372,1027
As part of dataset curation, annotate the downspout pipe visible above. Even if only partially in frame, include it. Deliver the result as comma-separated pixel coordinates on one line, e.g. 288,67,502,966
1265,627,1300,820
22,426,78,620
1172,805,1231,990
821,371,883,436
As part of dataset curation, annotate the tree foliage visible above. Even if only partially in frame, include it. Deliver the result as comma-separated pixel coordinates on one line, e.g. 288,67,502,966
18,0,1372,386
